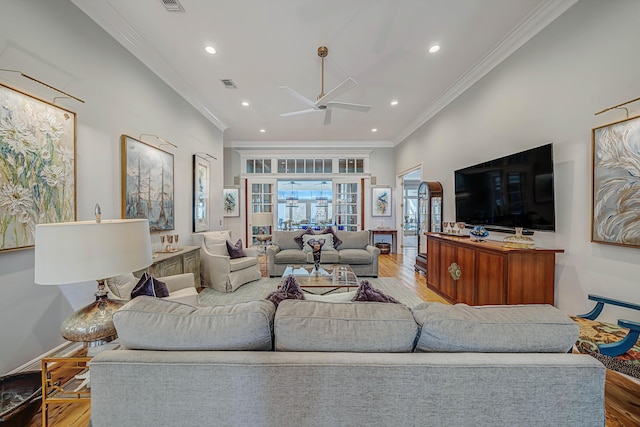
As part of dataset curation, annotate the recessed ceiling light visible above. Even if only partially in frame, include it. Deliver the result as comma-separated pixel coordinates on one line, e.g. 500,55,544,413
371,128,378,132
259,129,266,133
428,45,440,54
205,46,217,55
241,101,250,107
390,100,399,106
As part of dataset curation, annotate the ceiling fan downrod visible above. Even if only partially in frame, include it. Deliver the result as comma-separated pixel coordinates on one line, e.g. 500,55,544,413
318,46,328,100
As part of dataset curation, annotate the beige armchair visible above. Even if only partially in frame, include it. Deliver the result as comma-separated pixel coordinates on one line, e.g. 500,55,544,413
198,231,261,292
106,272,199,305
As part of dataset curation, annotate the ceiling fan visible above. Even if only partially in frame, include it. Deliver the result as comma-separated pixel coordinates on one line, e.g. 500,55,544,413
280,46,371,125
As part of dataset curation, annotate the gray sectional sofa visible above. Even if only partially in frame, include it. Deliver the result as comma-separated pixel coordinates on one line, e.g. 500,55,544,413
267,229,380,277
90,297,605,426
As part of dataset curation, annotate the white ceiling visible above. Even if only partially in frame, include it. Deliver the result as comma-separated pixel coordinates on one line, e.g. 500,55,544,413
70,0,577,148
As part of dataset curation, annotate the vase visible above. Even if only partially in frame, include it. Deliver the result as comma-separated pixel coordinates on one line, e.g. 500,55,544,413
503,227,535,249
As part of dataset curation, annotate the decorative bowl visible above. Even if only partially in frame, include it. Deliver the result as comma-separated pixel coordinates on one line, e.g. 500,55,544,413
469,226,489,241
0,371,42,427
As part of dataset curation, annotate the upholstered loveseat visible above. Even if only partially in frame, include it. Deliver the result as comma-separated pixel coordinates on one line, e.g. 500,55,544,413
90,297,605,426
267,229,379,277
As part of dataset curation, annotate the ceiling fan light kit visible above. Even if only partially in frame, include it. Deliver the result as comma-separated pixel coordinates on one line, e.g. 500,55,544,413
280,46,371,125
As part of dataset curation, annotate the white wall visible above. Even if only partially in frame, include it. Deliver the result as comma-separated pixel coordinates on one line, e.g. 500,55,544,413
0,0,224,374
395,0,640,323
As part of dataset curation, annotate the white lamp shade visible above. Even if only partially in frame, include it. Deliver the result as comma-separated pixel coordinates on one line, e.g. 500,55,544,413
34,219,153,285
252,212,273,227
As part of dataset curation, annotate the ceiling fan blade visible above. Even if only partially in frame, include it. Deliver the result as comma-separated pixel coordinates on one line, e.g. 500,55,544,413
326,102,371,113
323,109,332,126
316,77,358,105
279,86,317,109
280,108,323,117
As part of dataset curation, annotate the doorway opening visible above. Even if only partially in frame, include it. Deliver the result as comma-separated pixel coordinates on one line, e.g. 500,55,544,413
401,170,421,252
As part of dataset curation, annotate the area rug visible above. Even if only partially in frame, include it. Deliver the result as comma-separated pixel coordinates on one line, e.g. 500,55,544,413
571,316,640,380
198,277,425,308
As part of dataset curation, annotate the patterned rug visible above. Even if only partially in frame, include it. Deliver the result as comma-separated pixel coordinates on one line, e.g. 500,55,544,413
198,277,425,308
571,316,640,379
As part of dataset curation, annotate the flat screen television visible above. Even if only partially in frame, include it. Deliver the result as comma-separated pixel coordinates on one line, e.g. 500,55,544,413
454,143,555,233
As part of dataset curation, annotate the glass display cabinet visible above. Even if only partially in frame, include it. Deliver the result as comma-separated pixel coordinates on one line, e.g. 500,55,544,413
414,181,443,274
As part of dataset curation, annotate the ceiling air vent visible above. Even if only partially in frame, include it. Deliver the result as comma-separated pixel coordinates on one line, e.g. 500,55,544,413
220,79,238,89
159,0,185,12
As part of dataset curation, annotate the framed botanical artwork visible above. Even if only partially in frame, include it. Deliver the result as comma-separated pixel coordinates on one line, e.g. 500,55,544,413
0,83,76,252
193,154,210,232
592,115,640,248
121,135,174,231
372,186,392,217
223,188,239,217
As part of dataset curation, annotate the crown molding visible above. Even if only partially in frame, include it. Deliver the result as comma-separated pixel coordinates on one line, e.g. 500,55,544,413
225,140,394,149
393,0,578,146
70,0,229,132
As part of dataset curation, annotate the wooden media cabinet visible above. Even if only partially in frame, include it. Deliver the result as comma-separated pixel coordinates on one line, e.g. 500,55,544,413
425,233,563,305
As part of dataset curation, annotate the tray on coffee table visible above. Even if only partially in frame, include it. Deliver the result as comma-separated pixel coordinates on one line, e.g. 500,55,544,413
282,265,359,295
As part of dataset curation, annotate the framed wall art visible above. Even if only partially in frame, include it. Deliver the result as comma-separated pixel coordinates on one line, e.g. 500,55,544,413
121,135,174,231
193,154,210,232
592,115,640,248
372,186,392,217
0,82,76,252
223,187,239,217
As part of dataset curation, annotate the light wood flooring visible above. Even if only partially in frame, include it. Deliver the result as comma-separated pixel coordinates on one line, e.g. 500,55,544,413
30,249,639,426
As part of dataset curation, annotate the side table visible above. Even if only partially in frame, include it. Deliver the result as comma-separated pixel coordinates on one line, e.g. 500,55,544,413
41,345,90,427
40,342,119,427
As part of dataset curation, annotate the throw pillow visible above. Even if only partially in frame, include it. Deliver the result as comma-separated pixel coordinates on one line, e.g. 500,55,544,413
302,233,334,252
320,227,343,249
130,272,169,299
293,228,315,249
226,238,245,259
266,275,305,307
351,280,401,304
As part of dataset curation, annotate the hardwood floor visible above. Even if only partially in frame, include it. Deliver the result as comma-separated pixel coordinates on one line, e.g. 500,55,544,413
29,249,640,426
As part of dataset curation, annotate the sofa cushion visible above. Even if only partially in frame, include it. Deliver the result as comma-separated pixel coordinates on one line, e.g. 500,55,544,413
113,297,275,351
273,231,304,250
204,235,229,255
106,272,136,299
306,249,339,264
302,233,334,251
274,249,308,264
352,280,400,304
304,290,357,302
130,272,169,299
338,248,372,264
336,230,369,249
274,300,418,352
413,302,580,353
229,256,257,272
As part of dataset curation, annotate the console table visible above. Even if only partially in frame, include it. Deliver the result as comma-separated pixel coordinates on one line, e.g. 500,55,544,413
369,229,398,253
425,233,563,305
136,245,201,287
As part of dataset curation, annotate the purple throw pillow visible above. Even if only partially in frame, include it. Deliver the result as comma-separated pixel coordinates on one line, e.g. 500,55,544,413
351,280,401,304
130,272,169,299
294,228,315,249
320,227,343,249
266,275,305,307
226,238,246,259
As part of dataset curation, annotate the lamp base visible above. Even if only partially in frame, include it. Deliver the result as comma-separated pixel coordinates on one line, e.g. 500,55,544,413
60,287,125,343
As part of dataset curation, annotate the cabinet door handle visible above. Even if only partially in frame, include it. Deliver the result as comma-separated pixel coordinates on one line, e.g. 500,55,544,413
448,262,461,281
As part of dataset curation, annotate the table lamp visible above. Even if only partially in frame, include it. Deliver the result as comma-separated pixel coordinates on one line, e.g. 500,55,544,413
34,217,152,345
252,212,273,245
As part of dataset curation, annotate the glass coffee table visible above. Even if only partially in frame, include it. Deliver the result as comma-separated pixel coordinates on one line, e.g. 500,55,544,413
282,264,359,295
